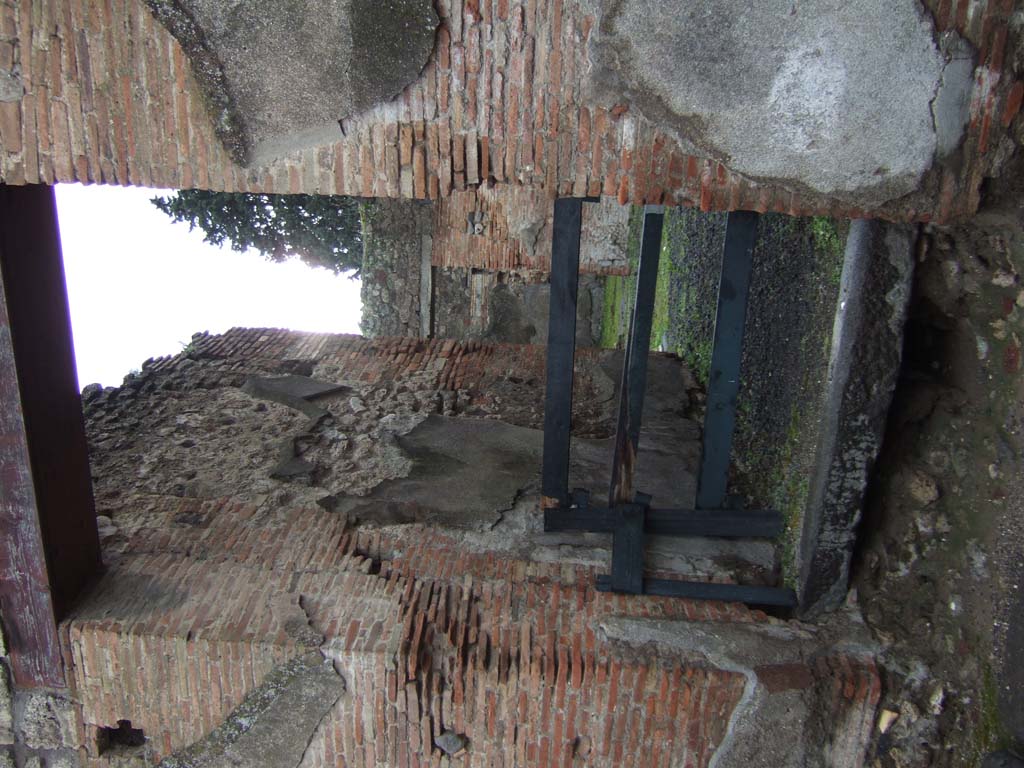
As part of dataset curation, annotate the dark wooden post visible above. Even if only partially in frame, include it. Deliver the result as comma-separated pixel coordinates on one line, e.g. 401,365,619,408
0,184,101,688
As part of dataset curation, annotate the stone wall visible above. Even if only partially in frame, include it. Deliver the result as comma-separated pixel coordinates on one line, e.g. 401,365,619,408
0,618,79,768
359,199,433,338
362,194,620,343
0,0,1019,222
55,327,884,767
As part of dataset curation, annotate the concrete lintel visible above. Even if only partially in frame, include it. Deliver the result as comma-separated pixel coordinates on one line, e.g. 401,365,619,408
798,220,915,616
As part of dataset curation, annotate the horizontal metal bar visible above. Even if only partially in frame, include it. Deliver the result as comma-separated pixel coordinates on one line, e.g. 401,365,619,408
595,576,797,607
544,506,783,538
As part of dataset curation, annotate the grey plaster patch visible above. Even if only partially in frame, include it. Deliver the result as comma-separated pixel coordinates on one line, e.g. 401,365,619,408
335,415,541,529
0,70,22,102
145,0,438,164
586,0,969,207
0,661,11,745
339,379,777,584
15,692,76,751
242,375,349,420
932,34,976,158
159,653,345,768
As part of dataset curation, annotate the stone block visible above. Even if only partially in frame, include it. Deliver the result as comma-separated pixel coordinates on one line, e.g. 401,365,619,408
0,661,11,745
18,692,77,751
798,220,914,615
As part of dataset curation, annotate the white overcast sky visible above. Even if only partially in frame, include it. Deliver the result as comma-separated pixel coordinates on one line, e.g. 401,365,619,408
55,184,363,388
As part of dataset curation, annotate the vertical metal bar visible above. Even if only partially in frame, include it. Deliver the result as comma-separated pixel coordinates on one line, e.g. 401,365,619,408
608,206,664,506
610,504,645,594
541,198,583,508
695,210,759,510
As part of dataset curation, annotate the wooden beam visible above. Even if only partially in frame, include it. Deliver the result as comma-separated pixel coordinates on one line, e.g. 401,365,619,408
0,184,101,688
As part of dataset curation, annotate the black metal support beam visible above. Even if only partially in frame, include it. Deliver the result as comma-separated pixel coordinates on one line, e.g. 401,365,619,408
545,504,784,538
541,198,584,508
595,576,797,608
608,206,664,506
695,210,759,511
610,504,645,594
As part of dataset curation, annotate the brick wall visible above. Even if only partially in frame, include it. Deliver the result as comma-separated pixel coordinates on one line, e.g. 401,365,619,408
0,0,1020,223
64,494,883,768
432,187,632,275
64,495,757,767
60,327,883,767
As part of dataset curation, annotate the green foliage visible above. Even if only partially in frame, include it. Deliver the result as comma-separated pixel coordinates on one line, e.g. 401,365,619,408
810,216,841,253
770,405,811,589
810,216,845,286
598,206,705,364
152,190,364,276
600,275,626,349
973,665,1015,758
599,206,667,351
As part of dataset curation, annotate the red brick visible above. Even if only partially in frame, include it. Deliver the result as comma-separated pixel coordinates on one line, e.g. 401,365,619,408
1002,81,1023,127
577,106,590,153
754,663,815,693
0,101,22,154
